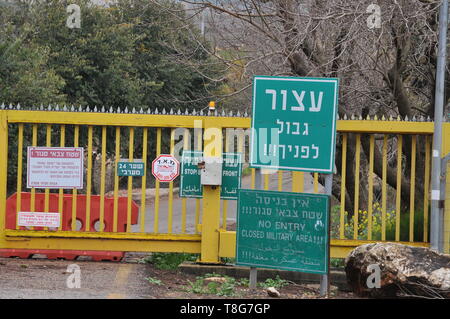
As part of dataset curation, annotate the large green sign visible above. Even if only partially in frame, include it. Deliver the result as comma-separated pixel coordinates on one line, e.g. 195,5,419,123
180,151,242,200
236,189,329,274
250,76,339,173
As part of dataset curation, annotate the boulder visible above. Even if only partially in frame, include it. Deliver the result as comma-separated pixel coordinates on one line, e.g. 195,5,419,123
266,287,280,298
345,243,450,298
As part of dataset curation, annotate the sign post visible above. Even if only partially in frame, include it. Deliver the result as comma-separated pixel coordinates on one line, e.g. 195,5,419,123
245,75,339,297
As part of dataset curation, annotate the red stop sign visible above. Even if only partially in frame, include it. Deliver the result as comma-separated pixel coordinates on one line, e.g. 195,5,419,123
151,154,180,182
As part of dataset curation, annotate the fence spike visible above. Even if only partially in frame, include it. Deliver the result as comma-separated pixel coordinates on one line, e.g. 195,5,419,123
139,108,143,114
404,115,409,121
125,107,129,113
199,109,204,116
358,114,362,120
381,115,385,121
192,109,197,116
169,108,173,115
162,108,167,115
16,103,21,110
0,103,4,110
221,109,226,117
9,103,14,110
412,115,417,121
389,115,393,121
185,109,189,115
154,108,159,114
177,109,181,115
131,107,136,113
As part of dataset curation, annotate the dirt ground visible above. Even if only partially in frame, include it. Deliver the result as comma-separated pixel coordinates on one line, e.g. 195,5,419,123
0,253,356,299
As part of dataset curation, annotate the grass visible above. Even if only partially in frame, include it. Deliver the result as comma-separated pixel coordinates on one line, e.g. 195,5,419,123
143,252,199,270
330,203,429,242
146,277,163,286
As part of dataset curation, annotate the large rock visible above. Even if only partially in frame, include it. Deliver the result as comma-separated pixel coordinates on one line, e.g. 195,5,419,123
345,243,450,298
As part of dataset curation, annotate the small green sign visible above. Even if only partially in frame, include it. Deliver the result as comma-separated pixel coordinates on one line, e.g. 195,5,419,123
180,151,203,198
180,151,243,200
236,189,329,274
117,161,145,177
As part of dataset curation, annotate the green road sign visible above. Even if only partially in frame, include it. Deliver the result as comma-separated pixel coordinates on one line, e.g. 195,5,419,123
117,161,145,177
236,189,329,275
180,151,203,198
250,76,339,173
180,151,242,199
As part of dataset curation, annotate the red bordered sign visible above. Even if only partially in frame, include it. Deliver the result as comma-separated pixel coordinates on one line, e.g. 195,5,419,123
152,154,180,182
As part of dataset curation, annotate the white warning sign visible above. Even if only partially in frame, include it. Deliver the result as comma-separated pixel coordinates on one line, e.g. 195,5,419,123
17,212,61,228
27,147,84,189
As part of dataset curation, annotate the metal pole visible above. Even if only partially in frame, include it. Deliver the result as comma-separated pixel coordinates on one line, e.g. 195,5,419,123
430,0,448,252
249,168,263,289
320,173,332,297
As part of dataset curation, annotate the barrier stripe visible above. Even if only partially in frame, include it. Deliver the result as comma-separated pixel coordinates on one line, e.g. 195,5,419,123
99,126,107,232
354,134,361,240
113,127,120,233
127,127,134,233
84,126,93,231
140,128,148,233
71,125,79,231
395,135,403,241
381,135,387,241
339,133,347,240
15,124,23,230
410,135,417,242
368,134,375,240
58,125,65,231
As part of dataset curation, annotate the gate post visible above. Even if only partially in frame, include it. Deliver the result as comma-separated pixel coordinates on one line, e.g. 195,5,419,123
0,110,8,248
199,119,222,263
444,160,450,254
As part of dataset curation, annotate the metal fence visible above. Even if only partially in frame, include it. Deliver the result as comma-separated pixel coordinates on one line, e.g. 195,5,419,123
0,104,449,261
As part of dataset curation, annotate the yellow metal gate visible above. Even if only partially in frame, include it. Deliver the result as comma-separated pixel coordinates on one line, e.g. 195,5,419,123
0,106,449,261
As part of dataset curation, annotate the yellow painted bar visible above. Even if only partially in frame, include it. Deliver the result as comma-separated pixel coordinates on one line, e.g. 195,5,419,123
3,230,201,253
0,111,8,247
292,172,304,193
222,130,229,230
395,135,403,242
113,127,120,233
6,110,250,129
140,128,148,233
368,134,374,240
194,129,202,234
181,129,189,233
44,125,51,215
313,173,319,193
154,128,161,233
251,168,255,189
30,125,38,215
353,134,361,240
264,172,269,190
277,171,283,191
71,126,79,231
409,135,417,242
15,124,24,230
200,119,222,263
168,128,175,234
423,136,431,242
216,231,430,259
444,161,450,253
99,126,107,232
58,125,65,231
85,126,93,231
127,127,134,233
7,111,438,134
381,135,387,241
339,134,347,239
